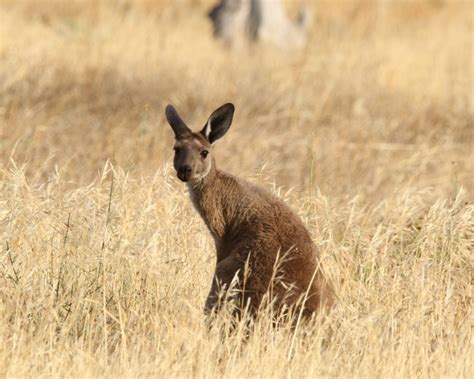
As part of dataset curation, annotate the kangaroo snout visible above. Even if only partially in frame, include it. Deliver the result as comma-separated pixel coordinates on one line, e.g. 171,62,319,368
177,165,192,182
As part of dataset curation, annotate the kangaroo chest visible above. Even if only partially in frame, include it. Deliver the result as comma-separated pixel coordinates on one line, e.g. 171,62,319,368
187,183,227,240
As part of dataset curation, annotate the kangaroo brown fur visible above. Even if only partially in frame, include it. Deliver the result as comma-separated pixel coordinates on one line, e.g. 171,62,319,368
165,103,334,318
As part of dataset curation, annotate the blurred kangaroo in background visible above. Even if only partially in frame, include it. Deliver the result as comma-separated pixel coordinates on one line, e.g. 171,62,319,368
165,103,333,318
208,0,310,48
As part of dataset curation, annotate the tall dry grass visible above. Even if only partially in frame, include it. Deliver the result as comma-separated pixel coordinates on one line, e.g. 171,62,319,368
0,0,473,377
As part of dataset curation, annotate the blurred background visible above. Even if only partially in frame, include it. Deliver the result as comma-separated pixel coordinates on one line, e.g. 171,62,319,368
0,0,472,203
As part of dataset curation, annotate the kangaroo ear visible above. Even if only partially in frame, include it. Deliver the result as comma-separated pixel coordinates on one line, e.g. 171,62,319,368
201,103,235,144
165,105,191,138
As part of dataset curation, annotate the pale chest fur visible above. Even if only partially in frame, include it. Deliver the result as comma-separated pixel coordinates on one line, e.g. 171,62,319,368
186,181,226,242
186,183,200,212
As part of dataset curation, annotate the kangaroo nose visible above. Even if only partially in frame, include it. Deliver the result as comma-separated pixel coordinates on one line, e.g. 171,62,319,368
183,165,191,173
177,165,192,182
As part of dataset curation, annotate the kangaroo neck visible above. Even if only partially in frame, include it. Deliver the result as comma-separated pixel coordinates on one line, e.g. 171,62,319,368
186,163,228,242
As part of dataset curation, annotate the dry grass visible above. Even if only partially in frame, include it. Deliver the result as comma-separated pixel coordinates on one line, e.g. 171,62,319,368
0,0,473,377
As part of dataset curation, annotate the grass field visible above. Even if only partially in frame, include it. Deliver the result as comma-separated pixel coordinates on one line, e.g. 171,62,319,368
0,0,473,377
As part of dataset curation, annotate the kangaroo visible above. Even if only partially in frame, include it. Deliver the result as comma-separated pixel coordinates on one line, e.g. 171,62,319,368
165,103,333,318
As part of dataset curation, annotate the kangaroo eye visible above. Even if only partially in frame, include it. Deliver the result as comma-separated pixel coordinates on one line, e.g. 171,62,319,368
201,150,209,159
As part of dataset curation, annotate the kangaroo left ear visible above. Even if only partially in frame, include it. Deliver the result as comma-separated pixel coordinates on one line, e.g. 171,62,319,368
201,103,235,144
165,104,192,139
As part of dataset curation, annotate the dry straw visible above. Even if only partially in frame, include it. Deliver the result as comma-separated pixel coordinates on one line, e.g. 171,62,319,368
0,1,472,377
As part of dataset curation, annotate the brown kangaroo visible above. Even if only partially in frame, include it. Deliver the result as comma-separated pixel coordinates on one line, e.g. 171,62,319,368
165,103,333,318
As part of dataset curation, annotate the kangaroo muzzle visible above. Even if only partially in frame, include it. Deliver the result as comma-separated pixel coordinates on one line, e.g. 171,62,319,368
177,165,192,182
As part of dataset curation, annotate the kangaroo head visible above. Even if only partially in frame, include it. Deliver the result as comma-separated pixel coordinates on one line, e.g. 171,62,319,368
165,103,235,183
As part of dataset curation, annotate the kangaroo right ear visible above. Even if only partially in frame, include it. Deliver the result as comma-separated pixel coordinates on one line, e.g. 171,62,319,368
165,105,191,138
201,103,235,144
